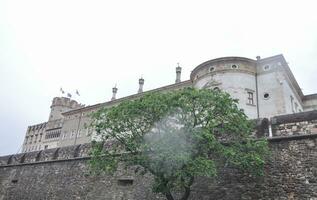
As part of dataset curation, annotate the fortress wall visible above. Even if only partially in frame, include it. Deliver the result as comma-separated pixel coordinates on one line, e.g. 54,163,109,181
271,110,317,137
1,111,317,199
0,134,316,200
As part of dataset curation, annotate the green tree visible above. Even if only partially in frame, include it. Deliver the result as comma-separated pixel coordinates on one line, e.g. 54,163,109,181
89,88,269,200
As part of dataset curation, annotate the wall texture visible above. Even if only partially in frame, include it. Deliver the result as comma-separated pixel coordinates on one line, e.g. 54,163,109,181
1,111,317,200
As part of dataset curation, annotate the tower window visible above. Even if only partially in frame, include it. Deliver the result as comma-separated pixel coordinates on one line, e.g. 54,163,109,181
247,92,254,105
263,93,270,99
209,66,215,72
263,65,270,71
231,64,238,69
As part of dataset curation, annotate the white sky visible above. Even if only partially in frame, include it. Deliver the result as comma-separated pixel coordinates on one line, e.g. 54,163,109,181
0,0,317,155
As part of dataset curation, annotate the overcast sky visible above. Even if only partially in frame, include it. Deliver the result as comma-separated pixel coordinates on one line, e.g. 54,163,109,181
0,0,317,156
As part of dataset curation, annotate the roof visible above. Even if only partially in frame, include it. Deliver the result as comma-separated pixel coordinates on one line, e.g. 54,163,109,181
62,80,192,116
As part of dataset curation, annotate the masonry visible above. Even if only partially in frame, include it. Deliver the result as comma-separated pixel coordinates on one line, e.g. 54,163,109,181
1,111,317,200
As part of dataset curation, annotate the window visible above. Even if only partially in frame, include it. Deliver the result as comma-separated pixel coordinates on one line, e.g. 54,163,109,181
263,93,270,100
71,131,75,138
44,145,48,150
247,92,254,105
263,65,270,71
209,66,215,72
231,64,238,69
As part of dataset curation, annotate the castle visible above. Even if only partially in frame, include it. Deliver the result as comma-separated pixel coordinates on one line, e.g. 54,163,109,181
21,54,317,153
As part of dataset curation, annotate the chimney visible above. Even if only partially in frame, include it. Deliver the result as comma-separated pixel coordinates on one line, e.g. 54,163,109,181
138,78,144,93
111,86,118,101
256,56,261,60
175,63,182,83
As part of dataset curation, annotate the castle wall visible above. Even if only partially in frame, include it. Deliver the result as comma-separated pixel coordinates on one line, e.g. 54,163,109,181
2,111,317,200
256,56,303,118
303,94,317,111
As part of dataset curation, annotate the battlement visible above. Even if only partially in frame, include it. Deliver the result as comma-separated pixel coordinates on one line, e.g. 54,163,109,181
0,143,91,167
51,97,84,109
27,122,47,132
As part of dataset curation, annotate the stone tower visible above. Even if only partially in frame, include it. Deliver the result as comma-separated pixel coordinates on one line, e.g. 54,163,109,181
48,97,82,122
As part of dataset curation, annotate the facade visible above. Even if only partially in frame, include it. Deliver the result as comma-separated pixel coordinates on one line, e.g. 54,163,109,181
21,54,317,152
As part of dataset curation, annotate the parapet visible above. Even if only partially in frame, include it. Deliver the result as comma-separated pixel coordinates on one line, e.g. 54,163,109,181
0,143,92,167
51,97,84,109
271,110,317,137
27,122,47,132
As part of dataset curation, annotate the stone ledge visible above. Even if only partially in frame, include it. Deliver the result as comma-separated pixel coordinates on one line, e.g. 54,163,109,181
268,133,317,142
0,156,90,168
271,110,317,125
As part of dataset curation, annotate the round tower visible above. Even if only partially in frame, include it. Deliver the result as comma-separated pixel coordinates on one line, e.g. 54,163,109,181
48,97,82,121
190,57,258,118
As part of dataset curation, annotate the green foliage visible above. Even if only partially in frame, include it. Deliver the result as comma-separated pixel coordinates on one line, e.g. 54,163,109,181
89,87,269,200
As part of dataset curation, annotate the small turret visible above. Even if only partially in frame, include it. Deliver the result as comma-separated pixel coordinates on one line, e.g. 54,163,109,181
111,86,118,101
138,77,144,93
175,63,182,83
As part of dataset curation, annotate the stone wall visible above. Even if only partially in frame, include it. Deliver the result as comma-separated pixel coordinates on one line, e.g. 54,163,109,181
1,111,317,200
271,110,317,137
1,133,317,200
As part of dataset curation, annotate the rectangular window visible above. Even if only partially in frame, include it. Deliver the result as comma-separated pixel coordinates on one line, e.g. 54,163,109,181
44,145,48,150
247,92,254,105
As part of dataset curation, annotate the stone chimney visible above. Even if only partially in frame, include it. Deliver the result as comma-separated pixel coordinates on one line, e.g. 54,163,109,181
256,56,261,60
138,77,144,93
111,86,118,101
175,63,182,83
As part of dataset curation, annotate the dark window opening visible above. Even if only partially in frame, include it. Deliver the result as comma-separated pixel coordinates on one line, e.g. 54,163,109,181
11,179,18,183
264,93,270,99
247,92,254,105
118,179,134,186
